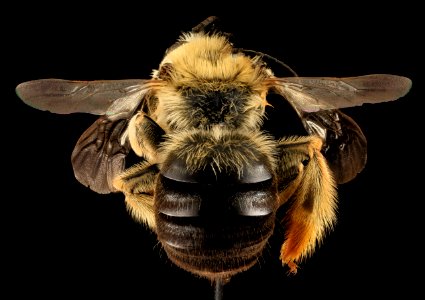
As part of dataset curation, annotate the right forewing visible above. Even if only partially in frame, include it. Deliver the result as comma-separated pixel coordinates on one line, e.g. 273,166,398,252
15,79,150,115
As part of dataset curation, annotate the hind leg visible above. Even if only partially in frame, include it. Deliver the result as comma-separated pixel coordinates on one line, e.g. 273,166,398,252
276,136,337,274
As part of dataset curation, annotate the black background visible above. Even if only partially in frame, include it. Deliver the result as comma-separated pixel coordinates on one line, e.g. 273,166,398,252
4,3,422,299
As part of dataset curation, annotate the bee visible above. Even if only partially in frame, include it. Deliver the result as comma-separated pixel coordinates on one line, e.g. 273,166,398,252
16,15,411,287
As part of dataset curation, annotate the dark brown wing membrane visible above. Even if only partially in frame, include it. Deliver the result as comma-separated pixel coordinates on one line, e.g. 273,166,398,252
16,79,147,115
71,116,130,194
16,78,157,194
271,74,411,183
302,110,367,184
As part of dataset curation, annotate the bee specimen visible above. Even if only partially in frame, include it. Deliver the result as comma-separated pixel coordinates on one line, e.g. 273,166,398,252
16,15,412,290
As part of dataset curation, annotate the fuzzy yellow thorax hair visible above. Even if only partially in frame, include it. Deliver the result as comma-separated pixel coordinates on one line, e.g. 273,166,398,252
159,33,268,89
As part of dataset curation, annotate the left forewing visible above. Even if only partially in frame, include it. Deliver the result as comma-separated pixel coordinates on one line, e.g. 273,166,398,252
270,74,412,113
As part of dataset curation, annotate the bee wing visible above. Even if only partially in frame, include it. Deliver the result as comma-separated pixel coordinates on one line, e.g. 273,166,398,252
16,79,155,194
15,79,148,116
272,74,412,112
71,116,130,194
301,109,367,184
271,74,412,183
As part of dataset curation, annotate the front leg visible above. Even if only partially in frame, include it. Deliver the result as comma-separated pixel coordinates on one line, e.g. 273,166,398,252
276,136,337,274
113,162,159,230
113,112,165,230
127,112,165,162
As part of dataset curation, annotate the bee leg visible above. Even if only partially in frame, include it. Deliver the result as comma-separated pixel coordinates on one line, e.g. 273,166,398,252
113,161,159,230
128,112,165,162
276,136,337,274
